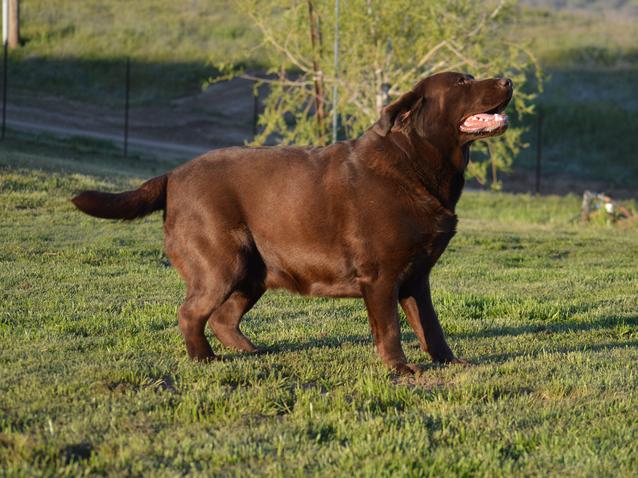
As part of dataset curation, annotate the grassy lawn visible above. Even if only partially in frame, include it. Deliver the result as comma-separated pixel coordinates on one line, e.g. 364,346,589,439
12,0,262,104
1,140,637,476
511,5,638,188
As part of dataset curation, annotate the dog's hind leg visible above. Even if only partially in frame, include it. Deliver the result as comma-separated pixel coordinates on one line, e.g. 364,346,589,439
207,250,266,353
208,283,265,353
178,292,220,361
167,237,245,361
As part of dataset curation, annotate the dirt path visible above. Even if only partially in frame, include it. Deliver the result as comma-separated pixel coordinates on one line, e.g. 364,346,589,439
5,77,260,160
7,119,209,158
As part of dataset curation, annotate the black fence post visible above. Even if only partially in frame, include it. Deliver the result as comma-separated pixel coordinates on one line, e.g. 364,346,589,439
1,40,7,140
535,105,543,195
123,57,130,158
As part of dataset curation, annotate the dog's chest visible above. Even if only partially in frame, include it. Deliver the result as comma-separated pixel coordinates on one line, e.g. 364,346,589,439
412,207,458,265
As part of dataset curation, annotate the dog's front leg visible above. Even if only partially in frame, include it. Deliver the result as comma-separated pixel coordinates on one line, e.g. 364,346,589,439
361,281,420,375
399,273,460,364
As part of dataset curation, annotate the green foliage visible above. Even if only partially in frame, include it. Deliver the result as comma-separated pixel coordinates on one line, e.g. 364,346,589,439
230,0,542,186
2,138,638,476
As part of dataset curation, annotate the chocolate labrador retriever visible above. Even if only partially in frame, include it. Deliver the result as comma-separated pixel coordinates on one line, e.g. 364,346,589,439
73,72,512,374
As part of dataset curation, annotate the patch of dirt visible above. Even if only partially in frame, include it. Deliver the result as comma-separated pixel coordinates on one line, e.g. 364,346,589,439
7,77,261,156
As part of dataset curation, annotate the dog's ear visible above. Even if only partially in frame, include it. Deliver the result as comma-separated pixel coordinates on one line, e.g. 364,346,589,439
373,90,421,136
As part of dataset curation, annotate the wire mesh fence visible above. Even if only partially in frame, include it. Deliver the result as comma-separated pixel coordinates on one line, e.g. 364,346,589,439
0,48,265,163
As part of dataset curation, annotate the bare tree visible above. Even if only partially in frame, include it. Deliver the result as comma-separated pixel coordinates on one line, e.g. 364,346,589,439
8,0,19,48
227,0,541,187
307,0,327,142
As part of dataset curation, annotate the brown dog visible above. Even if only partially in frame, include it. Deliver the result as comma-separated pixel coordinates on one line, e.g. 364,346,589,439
72,72,512,374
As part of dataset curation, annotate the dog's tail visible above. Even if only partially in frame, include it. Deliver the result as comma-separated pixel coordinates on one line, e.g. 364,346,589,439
71,174,168,220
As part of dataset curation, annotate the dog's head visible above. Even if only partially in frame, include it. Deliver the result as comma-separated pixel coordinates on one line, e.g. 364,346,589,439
373,72,513,146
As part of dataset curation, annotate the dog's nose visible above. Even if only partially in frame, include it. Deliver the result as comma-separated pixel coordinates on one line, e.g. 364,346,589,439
498,78,513,89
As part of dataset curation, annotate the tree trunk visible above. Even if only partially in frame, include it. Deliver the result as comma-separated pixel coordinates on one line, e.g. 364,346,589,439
307,0,326,143
8,0,19,48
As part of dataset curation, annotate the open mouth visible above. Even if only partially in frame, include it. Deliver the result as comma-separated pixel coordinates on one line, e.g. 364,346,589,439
459,105,509,136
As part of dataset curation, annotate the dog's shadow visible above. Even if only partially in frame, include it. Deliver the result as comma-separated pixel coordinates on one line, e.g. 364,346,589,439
217,333,371,361
453,314,638,340
453,314,638,364
217,314,638,366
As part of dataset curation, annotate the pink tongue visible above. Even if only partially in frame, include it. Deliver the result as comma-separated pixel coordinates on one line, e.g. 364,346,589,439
464,114,497,128
460,113,507,132
470,114,495,122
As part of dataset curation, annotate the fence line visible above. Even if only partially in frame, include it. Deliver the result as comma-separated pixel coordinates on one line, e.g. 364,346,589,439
535,105,543,195
1,40,7,140
0,56,546,195
123,57,130,158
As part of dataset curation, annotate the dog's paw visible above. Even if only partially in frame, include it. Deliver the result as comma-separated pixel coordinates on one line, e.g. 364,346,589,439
430,353,471,366
392,362,423,376
434,356,471,367
193,354,222,363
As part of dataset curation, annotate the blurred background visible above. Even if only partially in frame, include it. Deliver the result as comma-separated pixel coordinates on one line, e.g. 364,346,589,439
0,0,636,196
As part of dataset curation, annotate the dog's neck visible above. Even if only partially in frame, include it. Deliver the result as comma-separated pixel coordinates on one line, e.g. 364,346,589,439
418,138,467,210
362,130,467,211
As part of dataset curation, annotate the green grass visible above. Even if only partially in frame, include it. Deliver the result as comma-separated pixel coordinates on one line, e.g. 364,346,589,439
1,140,637,476
531,71,637,182
511,6,638,187
514,5,638,70
12,0,262,104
